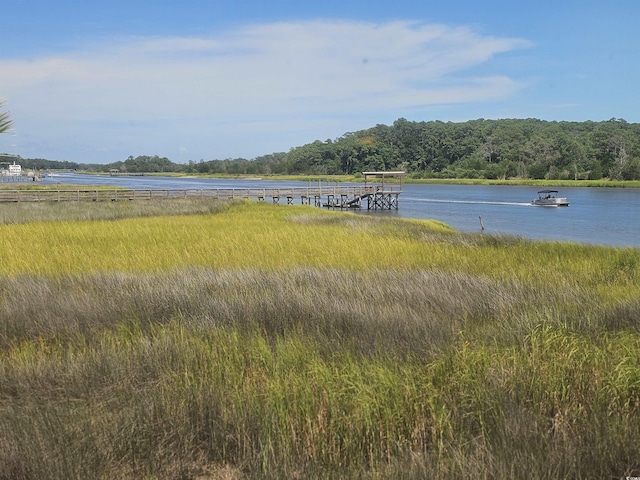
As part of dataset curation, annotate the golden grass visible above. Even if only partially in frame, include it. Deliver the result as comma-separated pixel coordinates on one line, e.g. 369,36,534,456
1,198,639,479
1,201,637,299
0,202,451,274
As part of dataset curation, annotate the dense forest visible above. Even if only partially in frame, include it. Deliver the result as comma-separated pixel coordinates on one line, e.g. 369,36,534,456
6,118,640,180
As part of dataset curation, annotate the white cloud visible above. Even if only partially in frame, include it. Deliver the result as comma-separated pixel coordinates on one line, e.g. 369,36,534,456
0,19,531,161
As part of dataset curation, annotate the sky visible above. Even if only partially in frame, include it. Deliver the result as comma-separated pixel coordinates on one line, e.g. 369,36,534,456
1,0,638,164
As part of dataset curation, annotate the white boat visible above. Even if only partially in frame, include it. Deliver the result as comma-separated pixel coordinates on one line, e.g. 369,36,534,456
532,190,569,207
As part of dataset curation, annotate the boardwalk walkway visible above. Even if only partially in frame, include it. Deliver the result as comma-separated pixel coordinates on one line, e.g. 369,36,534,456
0,185,402,210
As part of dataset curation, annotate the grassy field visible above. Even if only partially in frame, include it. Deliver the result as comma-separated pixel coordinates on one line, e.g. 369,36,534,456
181,174,640,188
11,173,638,188
163,174,640,188
1,198,639,479
0,172,640,190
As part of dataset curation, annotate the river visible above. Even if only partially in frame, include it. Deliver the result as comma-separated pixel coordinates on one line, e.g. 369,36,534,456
42,173,639,248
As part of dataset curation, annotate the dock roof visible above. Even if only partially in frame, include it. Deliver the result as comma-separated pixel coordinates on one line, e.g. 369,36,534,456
362,171,405,177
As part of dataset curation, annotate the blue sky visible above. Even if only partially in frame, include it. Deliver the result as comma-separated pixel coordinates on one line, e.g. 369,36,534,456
1,0,638,164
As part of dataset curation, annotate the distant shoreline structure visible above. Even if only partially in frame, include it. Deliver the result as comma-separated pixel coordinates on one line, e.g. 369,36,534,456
0,161,41,182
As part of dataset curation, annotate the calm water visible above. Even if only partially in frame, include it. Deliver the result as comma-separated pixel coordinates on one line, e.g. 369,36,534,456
42,174,640,247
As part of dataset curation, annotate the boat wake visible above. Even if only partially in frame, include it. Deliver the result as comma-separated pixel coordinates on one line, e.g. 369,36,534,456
404,197,533,207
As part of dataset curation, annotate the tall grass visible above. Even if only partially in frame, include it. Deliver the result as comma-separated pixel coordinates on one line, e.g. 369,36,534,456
0,196,236,224
1,201,638,296
1,199,639,479
402,178,640,188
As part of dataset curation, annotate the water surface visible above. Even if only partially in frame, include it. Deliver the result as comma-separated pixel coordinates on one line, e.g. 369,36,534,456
42,174,639,247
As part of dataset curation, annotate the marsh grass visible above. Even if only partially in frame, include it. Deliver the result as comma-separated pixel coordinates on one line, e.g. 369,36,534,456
2,201,638,296
0,196,237,224
1,200,639,479
402,178,640,188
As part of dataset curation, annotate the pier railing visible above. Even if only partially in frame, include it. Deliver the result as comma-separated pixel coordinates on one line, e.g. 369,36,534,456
0,184,403,209
0,185,397,202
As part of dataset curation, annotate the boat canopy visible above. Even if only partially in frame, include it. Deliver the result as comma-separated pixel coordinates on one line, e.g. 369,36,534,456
537,189,559,194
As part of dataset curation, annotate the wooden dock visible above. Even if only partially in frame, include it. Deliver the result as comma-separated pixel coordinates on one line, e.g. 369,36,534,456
0,185,402,210
0,175,42,183
0,171,404,209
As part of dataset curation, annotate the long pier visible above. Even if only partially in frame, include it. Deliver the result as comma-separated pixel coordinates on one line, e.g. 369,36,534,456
0,175,42,183
0,185,402,210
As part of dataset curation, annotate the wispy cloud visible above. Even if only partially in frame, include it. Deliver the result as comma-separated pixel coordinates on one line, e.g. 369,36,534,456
0,19,531,161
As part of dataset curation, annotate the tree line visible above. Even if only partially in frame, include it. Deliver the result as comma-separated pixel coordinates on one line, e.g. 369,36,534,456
6,118,640,180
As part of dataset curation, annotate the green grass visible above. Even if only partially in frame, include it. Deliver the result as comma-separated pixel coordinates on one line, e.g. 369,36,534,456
2,201,637,291
54,172,640,188
401,178,640,188
1,199,639,479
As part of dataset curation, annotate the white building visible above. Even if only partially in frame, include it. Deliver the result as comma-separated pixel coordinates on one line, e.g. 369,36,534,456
8,162,21,176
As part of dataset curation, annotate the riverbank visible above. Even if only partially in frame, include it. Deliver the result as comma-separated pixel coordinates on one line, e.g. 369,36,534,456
129,172,640,188
8,170,640,189
6,175,640,246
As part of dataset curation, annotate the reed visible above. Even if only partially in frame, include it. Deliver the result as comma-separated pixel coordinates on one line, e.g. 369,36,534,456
402,178,640,188
0,196,236,224
2,202,638,295
1,200,639,479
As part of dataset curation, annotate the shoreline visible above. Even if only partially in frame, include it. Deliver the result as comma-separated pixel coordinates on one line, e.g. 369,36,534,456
36,171,640,188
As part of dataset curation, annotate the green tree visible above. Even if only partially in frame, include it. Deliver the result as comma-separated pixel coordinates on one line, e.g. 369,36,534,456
0,99,12,133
